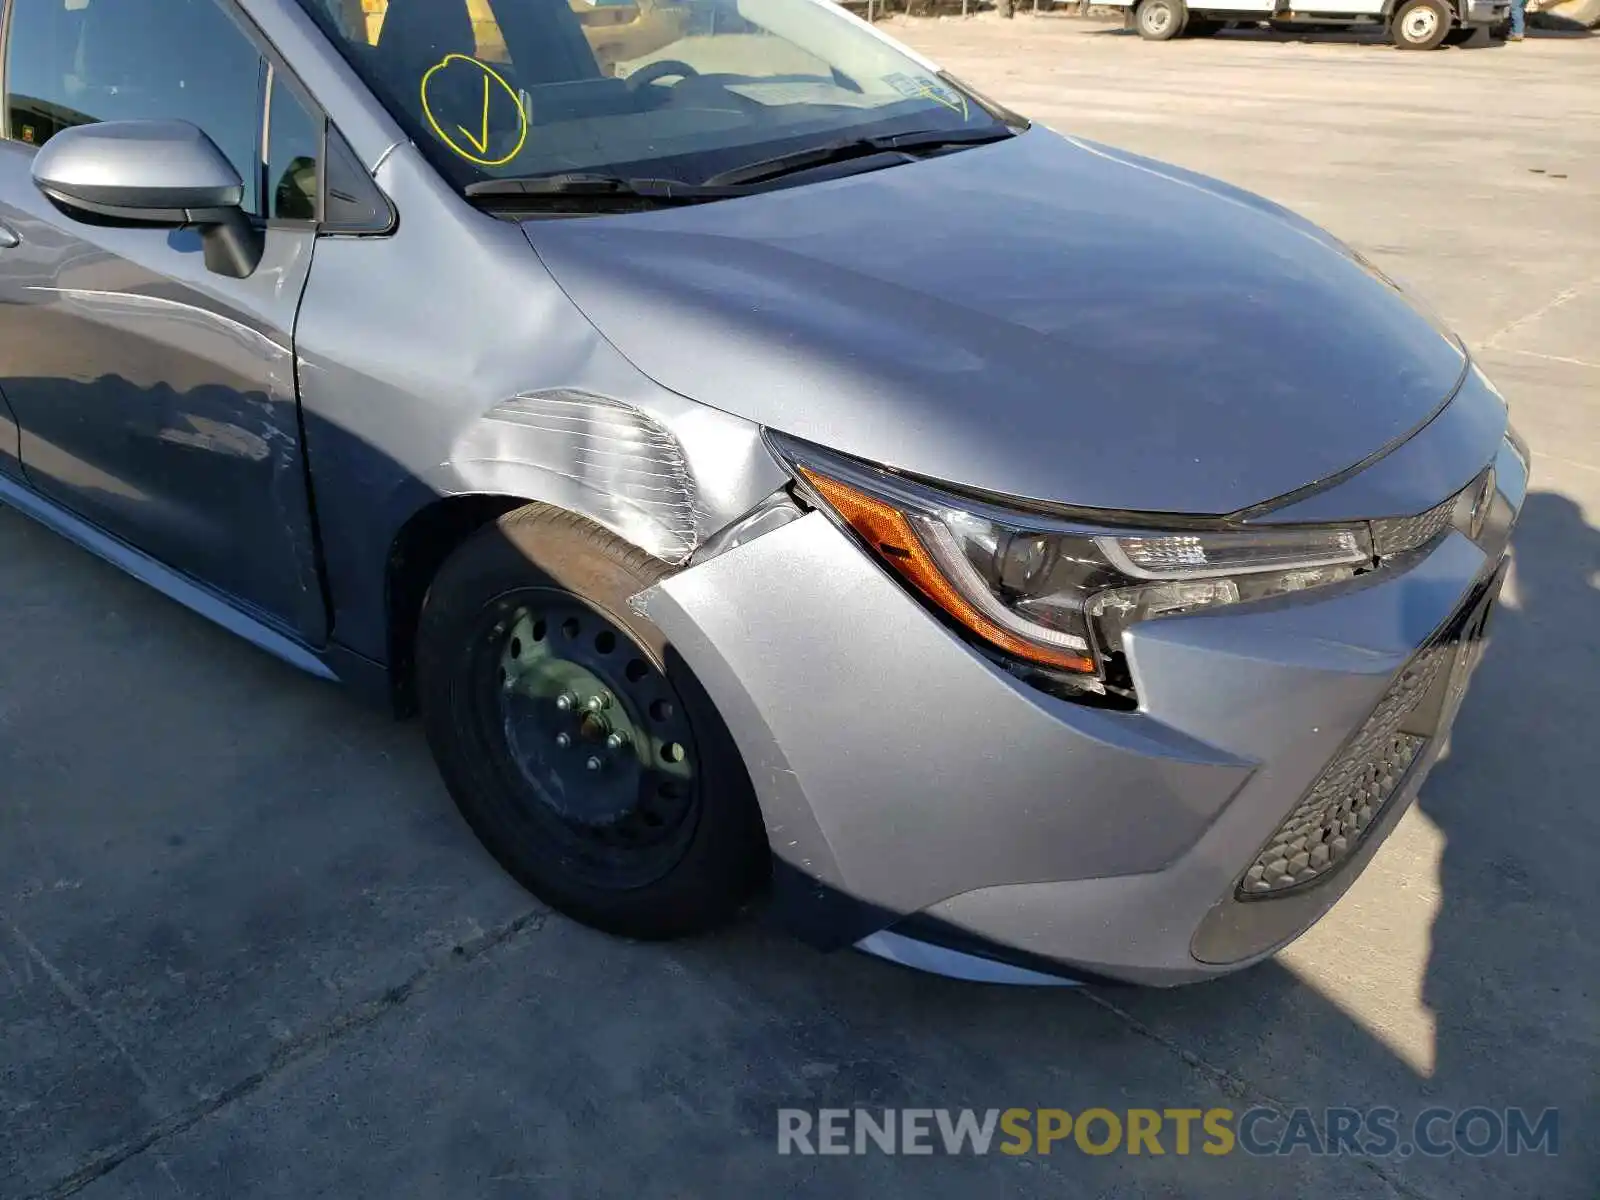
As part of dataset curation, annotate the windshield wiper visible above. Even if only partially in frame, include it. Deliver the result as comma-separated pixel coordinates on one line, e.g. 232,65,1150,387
702,125,1016,188
465,126,1018,207
464,172,751,205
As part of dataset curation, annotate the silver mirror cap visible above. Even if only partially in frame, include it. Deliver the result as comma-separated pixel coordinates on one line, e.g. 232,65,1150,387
31,119,244,221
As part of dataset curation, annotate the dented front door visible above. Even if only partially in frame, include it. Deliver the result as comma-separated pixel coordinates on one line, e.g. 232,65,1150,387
0,142,326,644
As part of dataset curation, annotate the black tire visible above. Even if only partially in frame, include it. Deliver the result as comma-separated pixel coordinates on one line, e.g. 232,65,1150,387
1136,0,1188,39
1390,0,1453,48
417,504,769,940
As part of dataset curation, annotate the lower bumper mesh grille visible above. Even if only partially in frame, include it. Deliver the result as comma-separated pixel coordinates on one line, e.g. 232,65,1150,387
1238,642,1454,897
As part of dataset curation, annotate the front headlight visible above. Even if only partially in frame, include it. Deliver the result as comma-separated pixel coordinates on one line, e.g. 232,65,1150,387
769,434,1374,699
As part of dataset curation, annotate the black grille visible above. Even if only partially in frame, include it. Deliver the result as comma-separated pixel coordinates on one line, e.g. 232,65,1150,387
1371,493,1458,557
1238,641,1455,897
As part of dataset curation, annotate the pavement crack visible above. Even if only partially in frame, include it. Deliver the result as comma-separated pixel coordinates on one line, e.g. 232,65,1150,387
1503,347,1600,372
0,910,161,1097
1080,988,1442,1200
1079,988,1290,1110
1529,450,1600,476
1482,273,1597,351
30,907,548,1200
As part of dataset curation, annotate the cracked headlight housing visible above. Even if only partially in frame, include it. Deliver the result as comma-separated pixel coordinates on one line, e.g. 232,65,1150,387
769,434,1374,701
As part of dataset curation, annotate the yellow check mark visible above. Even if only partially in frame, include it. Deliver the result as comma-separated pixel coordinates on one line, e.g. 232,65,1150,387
422,53,527,167
457,72,492,155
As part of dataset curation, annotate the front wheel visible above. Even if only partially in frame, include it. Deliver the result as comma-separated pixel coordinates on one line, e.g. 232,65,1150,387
416,504,769,940
1136,0,1188,39
1390,0,1453,48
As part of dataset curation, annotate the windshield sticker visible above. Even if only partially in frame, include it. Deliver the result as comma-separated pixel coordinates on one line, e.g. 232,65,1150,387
883,72,969,120
420,53,528,167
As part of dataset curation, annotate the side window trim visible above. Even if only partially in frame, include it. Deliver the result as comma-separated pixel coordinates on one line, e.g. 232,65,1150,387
262,57,325,227
0,0,20,143
253,54,271,219
320,120,397,236
234,2,395,236
232,0,328,229
212,0,350,232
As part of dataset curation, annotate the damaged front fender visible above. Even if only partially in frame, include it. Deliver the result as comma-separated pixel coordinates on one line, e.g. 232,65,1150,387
438,388,779,565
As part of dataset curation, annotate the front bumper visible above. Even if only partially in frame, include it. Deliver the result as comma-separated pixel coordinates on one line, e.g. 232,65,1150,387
635,437,1525,986
1464,0,1510,23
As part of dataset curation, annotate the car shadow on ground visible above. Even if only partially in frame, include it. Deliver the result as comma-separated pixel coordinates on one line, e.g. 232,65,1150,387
1412,490,1597,1109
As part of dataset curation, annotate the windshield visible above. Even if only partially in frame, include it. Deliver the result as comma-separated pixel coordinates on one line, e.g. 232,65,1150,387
294,0,1004,191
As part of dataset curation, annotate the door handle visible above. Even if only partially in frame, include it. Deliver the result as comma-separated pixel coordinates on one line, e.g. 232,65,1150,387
0,223,19,248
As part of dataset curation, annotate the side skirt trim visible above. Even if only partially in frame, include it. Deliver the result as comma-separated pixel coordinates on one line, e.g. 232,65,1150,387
0,474,337,682
855,930,1084,988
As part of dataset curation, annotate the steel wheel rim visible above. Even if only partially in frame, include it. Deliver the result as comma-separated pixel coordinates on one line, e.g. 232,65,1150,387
1404,7,1439,38
480,591,701,889
1144,4,1172,32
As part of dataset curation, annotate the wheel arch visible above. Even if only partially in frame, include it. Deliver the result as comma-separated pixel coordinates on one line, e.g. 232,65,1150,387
383,471,695,717
375,389,787,715
385,491,533,716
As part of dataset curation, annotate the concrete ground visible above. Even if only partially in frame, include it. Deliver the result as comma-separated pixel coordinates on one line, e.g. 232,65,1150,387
3,17,1597,1200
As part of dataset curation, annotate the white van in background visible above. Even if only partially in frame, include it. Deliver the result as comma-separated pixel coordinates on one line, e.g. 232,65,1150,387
1105,0,1510,49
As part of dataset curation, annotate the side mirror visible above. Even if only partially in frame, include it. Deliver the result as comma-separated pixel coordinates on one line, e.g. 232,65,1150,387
30,120,263,279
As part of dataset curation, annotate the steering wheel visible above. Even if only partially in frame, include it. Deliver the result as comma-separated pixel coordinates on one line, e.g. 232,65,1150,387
626,60,701,91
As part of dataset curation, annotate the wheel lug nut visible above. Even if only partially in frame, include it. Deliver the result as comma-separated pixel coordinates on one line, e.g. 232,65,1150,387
583,695,606,713
605,732,627,751
555,732,571,749
555,694,575,712
585,756,603,771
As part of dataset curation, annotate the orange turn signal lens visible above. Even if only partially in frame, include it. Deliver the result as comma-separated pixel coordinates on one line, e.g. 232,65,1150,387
797,467,1097,675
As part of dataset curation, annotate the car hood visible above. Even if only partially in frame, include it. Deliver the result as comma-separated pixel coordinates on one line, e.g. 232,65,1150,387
522,127,1467,516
